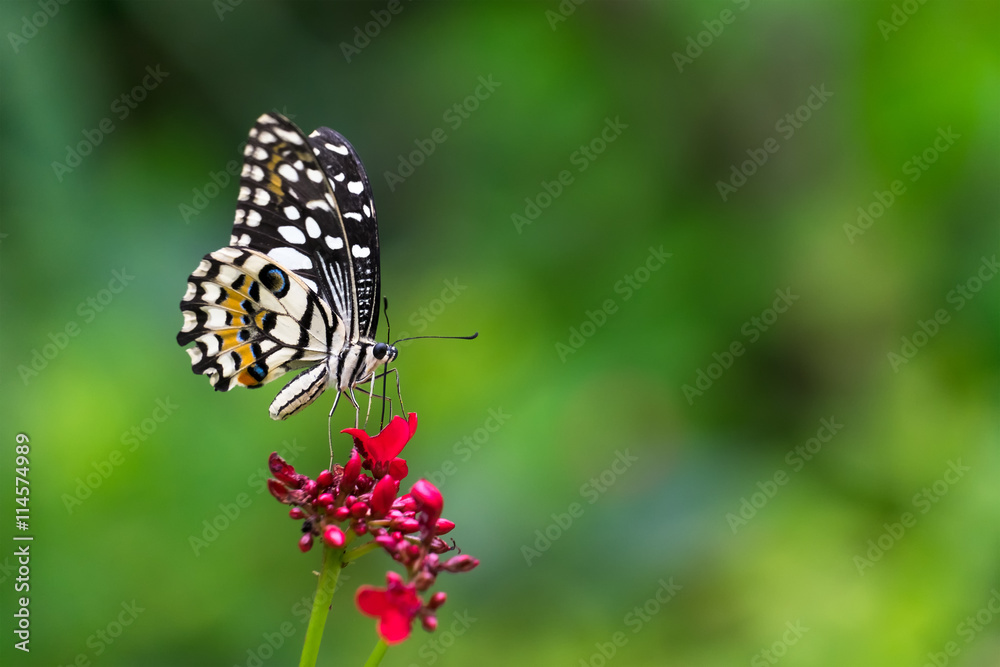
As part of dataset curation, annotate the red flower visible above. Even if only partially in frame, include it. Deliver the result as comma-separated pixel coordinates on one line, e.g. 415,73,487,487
343,413,417,479
356,571,423,644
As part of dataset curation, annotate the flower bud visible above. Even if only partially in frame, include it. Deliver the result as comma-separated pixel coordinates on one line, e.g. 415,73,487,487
394,495,417,512
350,502,368,518
322,525,346,548
333,506,351,521
340,449,362,494
370,475,400,517
414,570,436,591
421,614,438,632
316,469,334,488
289,507,305,520
316,493,335,507
410,479,443,522
298,534,314,553
429,592,447,610
443,555,479,572
434,519,456,535
267,478,288,501
374,534,397,550
269,452,300,487
394,518,420,533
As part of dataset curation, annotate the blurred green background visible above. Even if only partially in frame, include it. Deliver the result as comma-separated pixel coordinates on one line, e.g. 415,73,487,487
2,1,998,665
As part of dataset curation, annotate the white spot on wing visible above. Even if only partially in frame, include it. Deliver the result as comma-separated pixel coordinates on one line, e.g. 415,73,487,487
253,146,267,160
305,217,321,238
363,204,371,217
278,163,299,182
283,205,300,220
344,212,362,221
307,169,323,183
246,210,262,226
238,186,251,201
325,142,349,155
347,181,364,194
326,235,344,250
306,200,330,212
351,244,371,258
269,247,313,271
253,189,270,205
258,131,277,144
275,128,304,144
278,226,306,244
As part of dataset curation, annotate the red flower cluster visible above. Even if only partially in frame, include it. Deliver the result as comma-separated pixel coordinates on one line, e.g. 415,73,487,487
267,413,479,644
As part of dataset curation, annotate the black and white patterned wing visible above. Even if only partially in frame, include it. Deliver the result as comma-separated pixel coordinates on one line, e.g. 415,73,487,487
307,127,381,340
230,112,359,337
177,247,335,392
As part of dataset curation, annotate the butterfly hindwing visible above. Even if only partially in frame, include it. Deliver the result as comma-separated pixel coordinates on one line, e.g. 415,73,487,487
177,247,343,391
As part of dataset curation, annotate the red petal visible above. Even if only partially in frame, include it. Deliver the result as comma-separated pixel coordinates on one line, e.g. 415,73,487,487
388,458,409,480
356,587,388,616
375,416,412,461
378,608,413,644
341,427,372,448
406,412,418,437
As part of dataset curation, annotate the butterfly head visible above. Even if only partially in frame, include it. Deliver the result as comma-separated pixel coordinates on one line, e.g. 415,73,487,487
372,341,398,364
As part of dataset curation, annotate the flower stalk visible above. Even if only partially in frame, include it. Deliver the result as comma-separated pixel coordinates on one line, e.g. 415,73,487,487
298,545,345,667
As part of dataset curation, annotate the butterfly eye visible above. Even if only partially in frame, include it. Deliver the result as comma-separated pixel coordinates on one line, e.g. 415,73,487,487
373,342,388,360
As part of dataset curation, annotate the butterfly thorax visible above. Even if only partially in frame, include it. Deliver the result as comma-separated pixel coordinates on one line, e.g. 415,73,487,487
331,339,397,393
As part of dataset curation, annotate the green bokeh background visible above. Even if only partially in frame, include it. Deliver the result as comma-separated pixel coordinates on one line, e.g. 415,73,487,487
2,1,998,665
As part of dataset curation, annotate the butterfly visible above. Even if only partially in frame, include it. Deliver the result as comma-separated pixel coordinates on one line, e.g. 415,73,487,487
177,112,398,424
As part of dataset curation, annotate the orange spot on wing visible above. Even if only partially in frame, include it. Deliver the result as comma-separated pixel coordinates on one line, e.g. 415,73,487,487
237,369,258,387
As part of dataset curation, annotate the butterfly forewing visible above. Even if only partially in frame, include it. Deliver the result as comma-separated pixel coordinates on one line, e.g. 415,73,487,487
231,113,358,332
307,127,381,340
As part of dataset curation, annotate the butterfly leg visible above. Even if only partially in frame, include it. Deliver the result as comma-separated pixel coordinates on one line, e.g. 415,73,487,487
327,390,342,468
371,367,404,418
363,375,376,429
346,387,361,429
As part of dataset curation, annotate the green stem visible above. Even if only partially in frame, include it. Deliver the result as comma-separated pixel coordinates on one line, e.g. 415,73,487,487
299,545,344,667
362,639,389,667
344,539,382,563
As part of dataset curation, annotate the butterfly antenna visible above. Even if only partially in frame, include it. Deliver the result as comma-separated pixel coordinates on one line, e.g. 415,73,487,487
391,332,479,345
